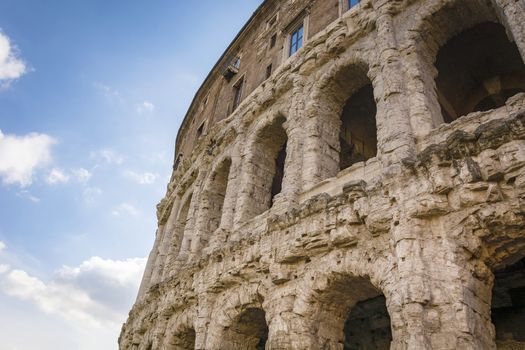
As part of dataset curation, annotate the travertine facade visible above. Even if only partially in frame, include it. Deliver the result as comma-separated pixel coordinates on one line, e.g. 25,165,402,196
120,0,525,349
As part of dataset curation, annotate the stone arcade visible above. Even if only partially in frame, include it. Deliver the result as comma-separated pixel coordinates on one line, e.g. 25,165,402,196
119,0,525,348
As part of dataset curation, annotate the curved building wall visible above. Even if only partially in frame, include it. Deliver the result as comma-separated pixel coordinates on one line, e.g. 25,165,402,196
121,0,525,349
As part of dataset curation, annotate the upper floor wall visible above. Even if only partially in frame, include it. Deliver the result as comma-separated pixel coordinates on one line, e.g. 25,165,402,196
174,0,347,165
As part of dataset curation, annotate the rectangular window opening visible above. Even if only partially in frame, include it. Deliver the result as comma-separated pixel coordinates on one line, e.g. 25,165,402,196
270,34,277,49
197,122,205,138
266,64,273,79
289,24,304,56
232,77,244,111
349,0,360,9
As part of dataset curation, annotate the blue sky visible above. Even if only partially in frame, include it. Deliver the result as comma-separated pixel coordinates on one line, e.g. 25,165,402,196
0,1,262,349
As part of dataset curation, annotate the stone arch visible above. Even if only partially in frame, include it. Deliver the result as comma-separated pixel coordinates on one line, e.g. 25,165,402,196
161,190,194,278
291,247,395,350
304,273,391,349
235,112,288,223
435,21,525,122
195,156,233,248
302,56,379,187
484,226,525,349
162,310,197,350
406,0,525,130
206,284,268,350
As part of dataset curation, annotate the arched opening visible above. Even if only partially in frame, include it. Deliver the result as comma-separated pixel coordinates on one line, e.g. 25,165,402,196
206,158,232,234
169,328,196,350
339,83,377,170
222,308,268,350
492,257,525,348
311,275,392,349
247,115,287,218
344,295,392,349
435,22,525,123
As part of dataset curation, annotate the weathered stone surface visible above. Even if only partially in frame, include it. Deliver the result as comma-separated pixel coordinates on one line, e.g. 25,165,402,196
120,0,525,349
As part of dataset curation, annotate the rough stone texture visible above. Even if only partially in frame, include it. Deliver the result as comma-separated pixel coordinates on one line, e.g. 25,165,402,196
120,0,525,349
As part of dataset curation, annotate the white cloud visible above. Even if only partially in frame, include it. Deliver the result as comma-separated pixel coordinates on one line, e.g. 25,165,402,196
124,170,157,184
71,168,92,183
0,31,27,85
0,264,9,274
1,256,146,329
137,100,155,114
17,190,40,202
0,130,56,187
89,148,124,165
112,202,140,217
0,240,5,252
46,168,70,185
82,187,102,205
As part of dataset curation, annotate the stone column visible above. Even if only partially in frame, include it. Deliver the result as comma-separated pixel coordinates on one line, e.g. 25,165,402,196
373,0,416,164
387,219,495,349
272,75,306,212
219,143,243,232
491,0,525,61
301,92,341,191
264,288,315,350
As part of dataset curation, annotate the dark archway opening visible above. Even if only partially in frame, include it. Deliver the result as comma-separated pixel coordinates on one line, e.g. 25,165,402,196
492,257,525,348
344,295,392,350
224,308,268,350
270,141,286,204
435,22,525,123
339,83,377,171
247,115,288,219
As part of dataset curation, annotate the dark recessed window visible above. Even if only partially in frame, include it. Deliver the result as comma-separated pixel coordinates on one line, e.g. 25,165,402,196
197,123,205,138
349,0,360,9
270,34,277,48
266,64,273,79
289,24,304,56
232,77,244,111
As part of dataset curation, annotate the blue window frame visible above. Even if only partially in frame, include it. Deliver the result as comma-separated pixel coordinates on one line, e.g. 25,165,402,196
289,24,304,56
349,0,360,9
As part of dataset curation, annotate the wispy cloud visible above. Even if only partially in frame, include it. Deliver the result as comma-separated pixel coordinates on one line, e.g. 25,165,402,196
0,130,56,187
0,240,5,252
0,30,27,87
89,148,124,165
112,202,140,217
123,170,157,185
136,100,155,114
46,168,70,185
82,187,102,205
71,168,92,183
16,190,40,203
0,264,9,274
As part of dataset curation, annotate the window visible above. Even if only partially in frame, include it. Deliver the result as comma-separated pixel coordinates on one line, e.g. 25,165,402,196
289,24,304,56
270,33,277,49
197,122,205,138
232,56,241,69
266,64,273,79
232,77,244,111
267,14,277,29
348,0,360,9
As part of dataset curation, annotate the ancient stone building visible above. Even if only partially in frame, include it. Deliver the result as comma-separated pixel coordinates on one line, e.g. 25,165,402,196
119,0,525,348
